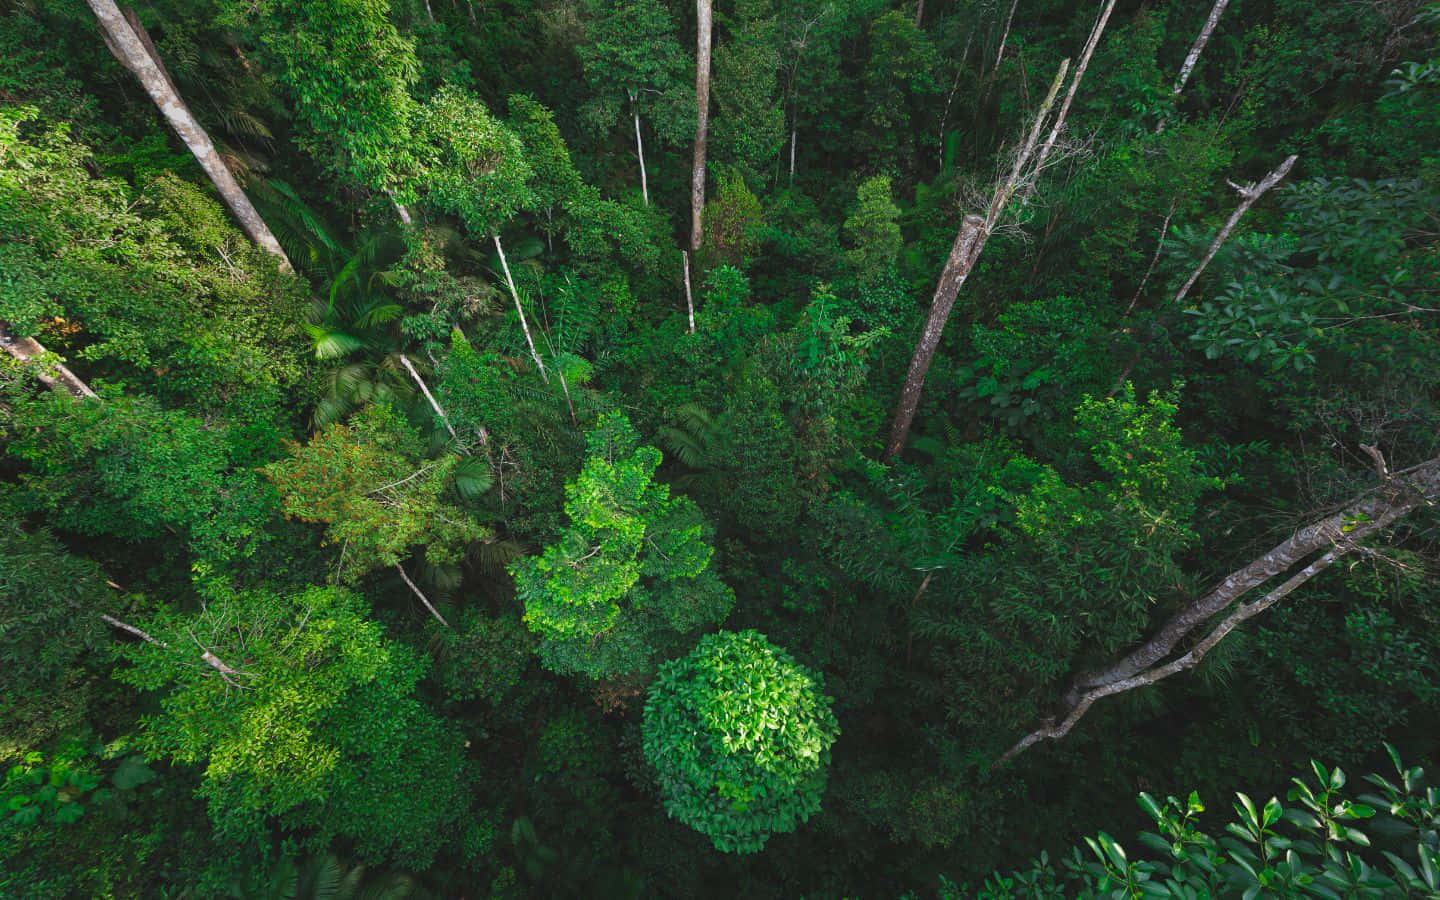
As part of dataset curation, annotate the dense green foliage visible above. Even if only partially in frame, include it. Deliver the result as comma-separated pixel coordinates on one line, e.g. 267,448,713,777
1,0,1438,894
643,629,839,853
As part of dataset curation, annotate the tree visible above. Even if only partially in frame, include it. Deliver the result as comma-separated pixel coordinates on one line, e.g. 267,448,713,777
226,0,421,218
642,629,840,853
577,0,691,206
691,0,714,252
711,0,786,184
842,175,903,275
508,412,734,679
262,402,491,614
112,585,470,866
412,86,546,379
1003,447,1440,762
83,0,292,269
883,0,1120,460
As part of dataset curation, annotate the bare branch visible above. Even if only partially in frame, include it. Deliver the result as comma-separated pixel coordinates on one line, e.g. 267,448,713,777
399,353,460,443
999,451,1440,764
1174,155,1298,306
1,326,98,399
395,563,451,628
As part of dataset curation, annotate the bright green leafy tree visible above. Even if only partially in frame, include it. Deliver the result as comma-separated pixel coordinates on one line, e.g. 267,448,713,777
509,411,734,678
642,629,840,853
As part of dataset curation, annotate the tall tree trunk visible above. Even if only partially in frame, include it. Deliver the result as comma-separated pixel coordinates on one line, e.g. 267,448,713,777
1001,449,1440,763
914,0,925,27
632,94,650,206
85,0,293,272
993,0,1020,71
395,564,451,628
399,353,459,443
682,250,696,333
1173,0,1231,98
0,326,98,399
883,61,1069,462
494,235,548,382
1173,154,1297,305
884,0,1121,461
690,0,714,253
789,127,797,182
1035,0,1120,166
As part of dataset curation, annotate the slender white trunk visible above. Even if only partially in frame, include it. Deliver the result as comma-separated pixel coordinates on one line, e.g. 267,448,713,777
423,0,434,22
85,0,292,272
993,0,1020,71
494,235,547,382
789,127,797,181
690,0,713,253
1035,0,1119,169
914,0,924,27
395,564,451,628
399,353,459,443
1173,0,1231,97
1173,155,1297,305
388,191,415,226
632,97,650,206
682,250,696,333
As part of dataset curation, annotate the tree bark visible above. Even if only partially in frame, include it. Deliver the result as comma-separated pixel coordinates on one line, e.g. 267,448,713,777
494,234,548,382
1035,0,1119,167
1173,154,1297,306
399,353,459,443
682,250,696,333
632,97,650,206
0,326,98,399
1000,451,1440,763
86,0,293,272
993,0,1020,71
690,0,714,253
395,563,451,628
1173,0,1231,98
883,61,1069,462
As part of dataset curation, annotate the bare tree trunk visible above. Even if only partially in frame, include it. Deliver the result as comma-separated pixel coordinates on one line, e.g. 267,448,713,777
388,191,415,226
395,564,451,628
422,0,434,22
690,0,714,253
789,127,797,182
1173,0,1231,98
682,250,696,333
1173,154,1297,305
632,95,650,206
993,0,1020,71
883,61,1069,462
0,326,97,399
1000,449,1440,763
86,0,293,272
1035,0,1120,167
494,234,548,382
914,0,924,27
399,353,459,443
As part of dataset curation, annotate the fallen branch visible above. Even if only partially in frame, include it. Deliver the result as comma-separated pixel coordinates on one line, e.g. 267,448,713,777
395,563,451,628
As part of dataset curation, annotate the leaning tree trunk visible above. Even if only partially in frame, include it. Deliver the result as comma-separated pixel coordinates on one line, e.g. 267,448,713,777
690,0,714,253
882,60,1070,462
1173,154,1297,305
993,0,1020,71
1000,448,1440,764
493,235,547,382
1173,0,1231,98
883,0,1120,461
0,326,97,399
85,0,293,272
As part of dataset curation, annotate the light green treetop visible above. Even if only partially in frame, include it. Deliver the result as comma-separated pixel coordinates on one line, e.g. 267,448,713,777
642,629,840,853
509,411,733,678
